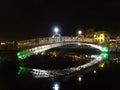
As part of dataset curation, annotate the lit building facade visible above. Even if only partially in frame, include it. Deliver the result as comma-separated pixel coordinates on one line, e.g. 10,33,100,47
94,31,110,44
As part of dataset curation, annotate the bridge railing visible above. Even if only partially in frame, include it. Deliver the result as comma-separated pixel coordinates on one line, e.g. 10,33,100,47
17,36,94,49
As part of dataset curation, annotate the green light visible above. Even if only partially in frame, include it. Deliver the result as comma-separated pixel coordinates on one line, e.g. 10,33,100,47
100,53,108,59
18,55,24,60
26,52,31,56
17,52,21,56
17,50,28,60
18,56,23,59
17,49,33,61
101,46,109,52
22,54,27,58
18,66,25,75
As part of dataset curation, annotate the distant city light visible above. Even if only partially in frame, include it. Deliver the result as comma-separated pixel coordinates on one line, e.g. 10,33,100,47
78,43,81,46
93,70,96,74
0,42,6,45
94,35,96,37
52,83,60,90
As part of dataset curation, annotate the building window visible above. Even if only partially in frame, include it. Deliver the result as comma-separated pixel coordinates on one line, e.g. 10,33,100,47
101,39,103,42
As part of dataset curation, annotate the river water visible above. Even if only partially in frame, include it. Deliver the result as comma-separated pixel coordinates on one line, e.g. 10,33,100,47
0,44,120,90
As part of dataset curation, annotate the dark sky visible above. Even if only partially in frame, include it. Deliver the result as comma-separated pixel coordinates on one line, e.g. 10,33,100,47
0,0,120,41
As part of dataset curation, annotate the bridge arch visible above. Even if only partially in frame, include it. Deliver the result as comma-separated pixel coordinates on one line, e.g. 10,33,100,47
17,41,108,60
17,37,109,78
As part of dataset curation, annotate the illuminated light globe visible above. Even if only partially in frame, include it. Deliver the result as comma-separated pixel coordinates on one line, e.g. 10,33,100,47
52,27,61,38
78,30,82,35
54,27,59,34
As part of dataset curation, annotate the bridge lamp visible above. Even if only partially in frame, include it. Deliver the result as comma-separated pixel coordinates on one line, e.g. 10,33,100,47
52,27,61,38
54,27,59,34
78,30,82,35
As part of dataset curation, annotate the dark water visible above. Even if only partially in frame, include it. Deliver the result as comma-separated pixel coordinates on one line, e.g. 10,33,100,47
0,45,120,90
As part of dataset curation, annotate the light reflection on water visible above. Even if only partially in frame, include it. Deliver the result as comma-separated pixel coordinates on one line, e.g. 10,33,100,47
18,53,108,79
16,43,112,90
1,53,120,90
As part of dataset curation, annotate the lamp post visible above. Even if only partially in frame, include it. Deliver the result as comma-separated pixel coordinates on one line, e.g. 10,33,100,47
54,27,59,34
78,30,82,36
52,27,61,38
52,27,61,43
77,30,83,41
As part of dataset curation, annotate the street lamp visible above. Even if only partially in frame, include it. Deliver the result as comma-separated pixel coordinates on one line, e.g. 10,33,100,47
78,30,82,36
52,27,61,38
54,27,59,34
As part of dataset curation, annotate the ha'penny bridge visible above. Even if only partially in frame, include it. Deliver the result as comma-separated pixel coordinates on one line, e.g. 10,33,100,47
17,36,109,78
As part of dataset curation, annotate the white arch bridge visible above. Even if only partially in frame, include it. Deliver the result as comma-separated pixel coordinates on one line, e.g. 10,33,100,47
17,36,109,60
17,36,94,48
17,36,109,78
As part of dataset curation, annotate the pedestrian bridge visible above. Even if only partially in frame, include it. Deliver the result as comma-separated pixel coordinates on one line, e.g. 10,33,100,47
17,36,109,78
17,36,93,49
17,36,109,61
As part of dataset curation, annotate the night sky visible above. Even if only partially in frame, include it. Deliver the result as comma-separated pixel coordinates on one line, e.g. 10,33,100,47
0,0,120,41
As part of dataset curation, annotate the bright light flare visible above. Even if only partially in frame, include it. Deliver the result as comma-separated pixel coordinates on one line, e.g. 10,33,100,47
78,76,82,82
54,27,59,33
78,30,82,35
78,43,81,46
52,83,60,90
93,70,96,74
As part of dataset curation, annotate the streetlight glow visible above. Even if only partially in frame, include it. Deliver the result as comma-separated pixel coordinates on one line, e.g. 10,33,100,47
54,27,59,33
52,26,61,38
78,30,82,35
